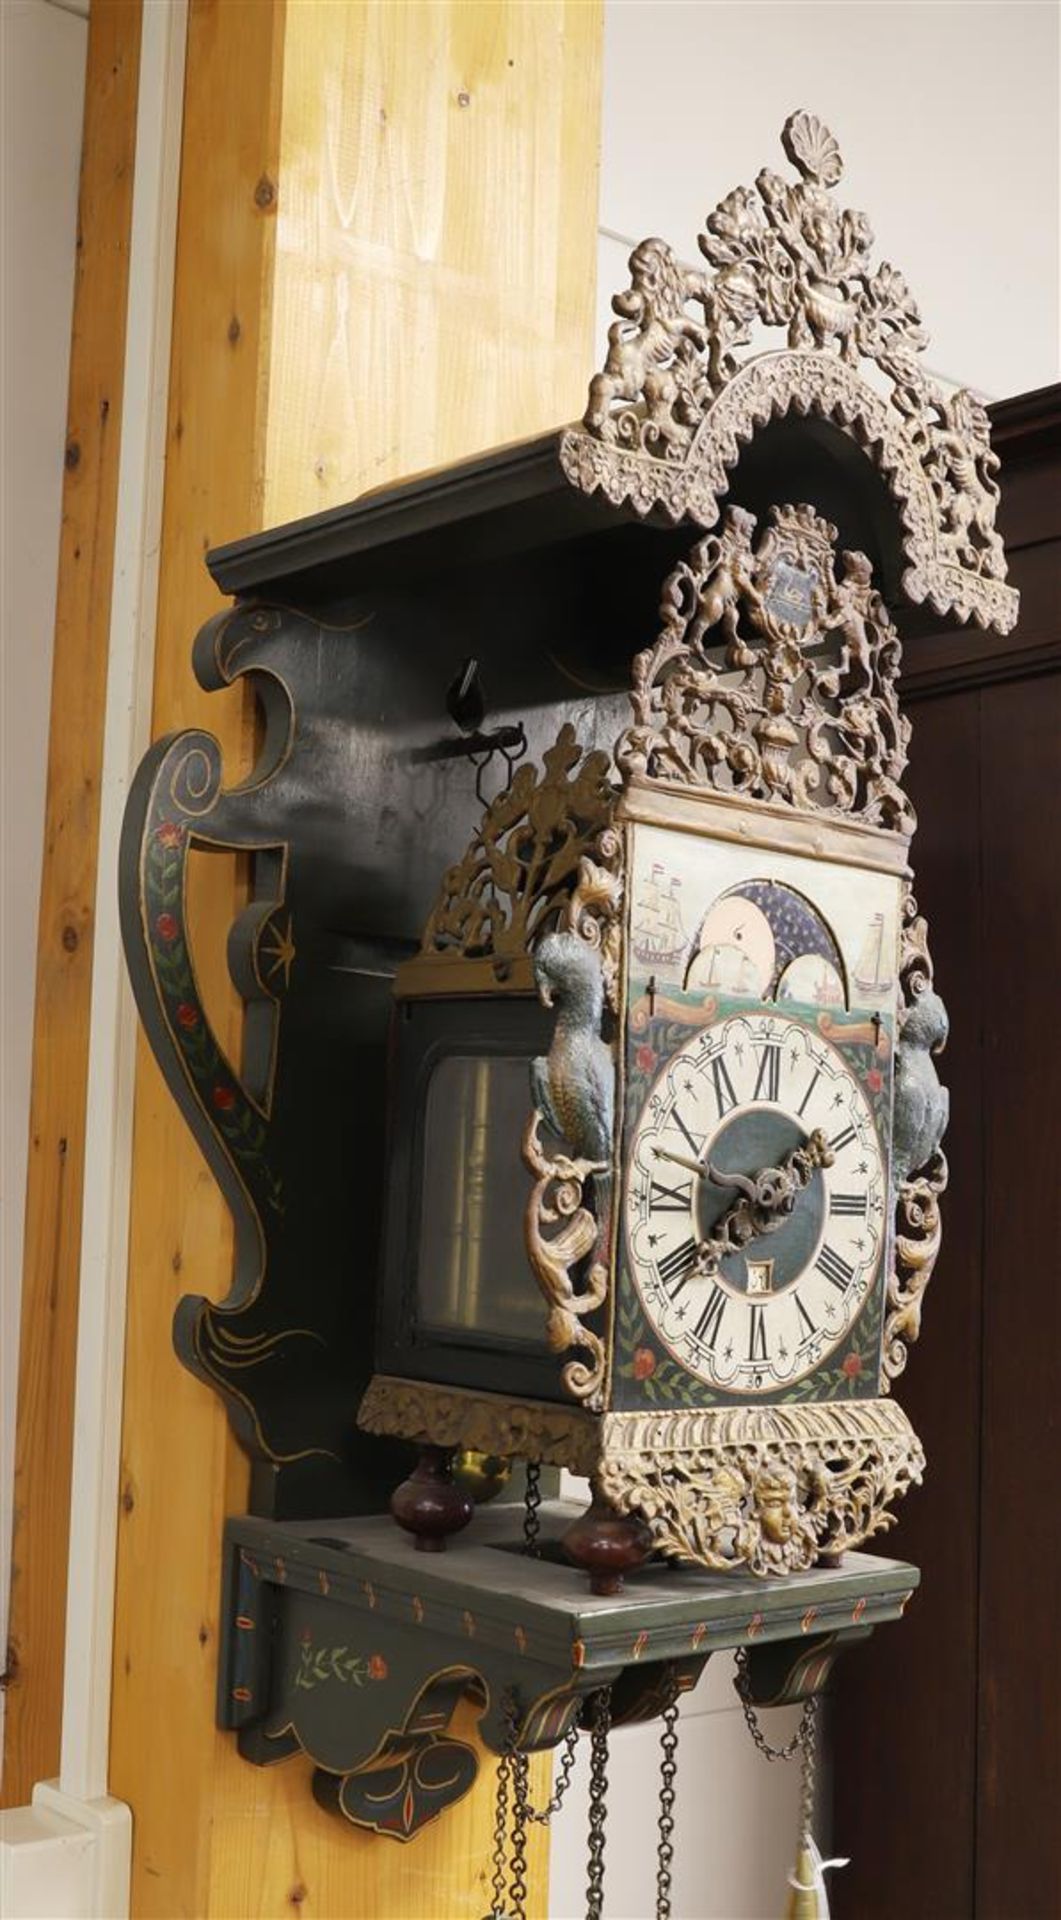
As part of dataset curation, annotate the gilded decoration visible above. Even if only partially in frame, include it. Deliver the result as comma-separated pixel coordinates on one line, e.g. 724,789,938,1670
882,890,948,1391
521,1111,608,1406
619,502,915,834
420,721,623,1003
356,1375,601,1476
356,1381,925,1577
560,111,1018,635
594,1400,925,1576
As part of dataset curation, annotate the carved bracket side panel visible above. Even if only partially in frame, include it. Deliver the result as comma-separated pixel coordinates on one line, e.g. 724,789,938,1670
219,1543,614,1841
119,726,285,1346
119,599,413,1509
312,1681,481,1840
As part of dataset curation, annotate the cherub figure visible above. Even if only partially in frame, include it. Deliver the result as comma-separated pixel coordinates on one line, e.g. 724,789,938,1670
818,549,877,698
584,238,709,450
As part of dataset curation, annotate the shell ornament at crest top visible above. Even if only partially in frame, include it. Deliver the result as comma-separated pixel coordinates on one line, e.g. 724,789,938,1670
562,110,1018,635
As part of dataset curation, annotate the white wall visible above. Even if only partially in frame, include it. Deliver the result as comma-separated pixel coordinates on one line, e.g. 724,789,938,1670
596,0,1061,400
0,0,88,1775
548,7,1060,1914
547,1652,805,1920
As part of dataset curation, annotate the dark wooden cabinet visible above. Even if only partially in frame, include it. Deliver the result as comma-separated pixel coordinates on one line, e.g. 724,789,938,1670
833,385,1061,1920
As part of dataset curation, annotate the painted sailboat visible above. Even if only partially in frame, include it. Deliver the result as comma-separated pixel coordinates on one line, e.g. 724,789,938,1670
633,866,687,969
854,911,893,996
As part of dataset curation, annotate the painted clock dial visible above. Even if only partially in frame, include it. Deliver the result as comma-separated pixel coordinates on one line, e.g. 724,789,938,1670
624,1012,886,1394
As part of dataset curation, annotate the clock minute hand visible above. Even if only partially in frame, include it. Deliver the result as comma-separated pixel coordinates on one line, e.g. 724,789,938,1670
704,1129,835,1260
652,1144,708,1181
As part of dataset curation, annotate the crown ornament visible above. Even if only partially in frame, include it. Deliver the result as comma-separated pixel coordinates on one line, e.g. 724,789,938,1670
561,111,1018,635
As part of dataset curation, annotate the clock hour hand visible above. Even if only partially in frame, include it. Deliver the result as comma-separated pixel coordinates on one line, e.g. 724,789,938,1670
652,1131,834,1270
703,1129,835,1262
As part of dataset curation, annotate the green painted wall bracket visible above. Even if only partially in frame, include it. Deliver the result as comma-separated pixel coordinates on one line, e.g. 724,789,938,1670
219,1499,918,1840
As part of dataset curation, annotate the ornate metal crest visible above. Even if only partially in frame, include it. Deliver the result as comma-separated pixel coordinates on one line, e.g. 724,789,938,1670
561,111,1018,635
620,501,915,833
420,721,624,996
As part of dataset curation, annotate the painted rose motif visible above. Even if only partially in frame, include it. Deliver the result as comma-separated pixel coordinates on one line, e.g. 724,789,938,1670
866,1067,883,1094
367,1654,388,1681
155,912,178,942
176,1002,199,1031
635,1045,656,1074
842,1350,863,1380
211,1084,236,1112
633,1347,656,1381
155,821,184,848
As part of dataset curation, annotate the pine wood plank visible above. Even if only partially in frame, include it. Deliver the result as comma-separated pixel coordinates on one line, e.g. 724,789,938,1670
263,0,603,522
1,0,143,1810
109,3,600,1915
107,2,285,1910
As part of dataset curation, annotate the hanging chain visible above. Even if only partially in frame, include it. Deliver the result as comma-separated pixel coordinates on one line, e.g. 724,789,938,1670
655,1682,680,1920
522,1460,542,1557
488,1695,581,1920
585,1687,612,1920
487,1728,513,1920
514,1721,580,1825
733,1647,819,1769
507,1748,531,1920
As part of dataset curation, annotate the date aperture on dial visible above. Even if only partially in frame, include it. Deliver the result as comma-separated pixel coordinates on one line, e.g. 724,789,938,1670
625,1012,885,1393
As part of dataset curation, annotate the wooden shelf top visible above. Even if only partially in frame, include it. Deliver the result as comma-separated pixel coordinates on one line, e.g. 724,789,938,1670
228,1499,919,1682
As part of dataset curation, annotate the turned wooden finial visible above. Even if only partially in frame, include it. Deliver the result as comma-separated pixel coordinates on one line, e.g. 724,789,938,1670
562,1491,654,1596
390,1445,474,1553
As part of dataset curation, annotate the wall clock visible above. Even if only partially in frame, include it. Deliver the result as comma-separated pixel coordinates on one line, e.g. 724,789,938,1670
360,109,1015,1594
118,110,1016,1901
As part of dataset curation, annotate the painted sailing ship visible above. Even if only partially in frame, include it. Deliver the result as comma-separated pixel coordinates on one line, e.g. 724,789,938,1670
632,865,687,970
854,911,893,996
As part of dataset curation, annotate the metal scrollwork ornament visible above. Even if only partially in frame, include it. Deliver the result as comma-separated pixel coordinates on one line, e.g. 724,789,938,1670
620,502,915,833
562,111,1018,635
421,722,622,971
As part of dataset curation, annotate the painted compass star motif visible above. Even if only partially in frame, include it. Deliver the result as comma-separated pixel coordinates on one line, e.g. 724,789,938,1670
260,913,297,989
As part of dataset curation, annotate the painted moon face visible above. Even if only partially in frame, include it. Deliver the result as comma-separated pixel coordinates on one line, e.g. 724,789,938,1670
686,897,774,997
